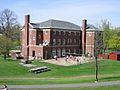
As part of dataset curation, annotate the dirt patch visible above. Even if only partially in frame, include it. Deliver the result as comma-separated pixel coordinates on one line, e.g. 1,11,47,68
0,77,58,80
42,57,94,66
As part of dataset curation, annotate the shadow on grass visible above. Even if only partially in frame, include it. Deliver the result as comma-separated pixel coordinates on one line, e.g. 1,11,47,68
99,75,120,81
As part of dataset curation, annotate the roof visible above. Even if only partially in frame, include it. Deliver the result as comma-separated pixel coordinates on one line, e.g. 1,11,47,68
30,19,81,30
110,52,120,55
87,24,98,29
86,24,103,32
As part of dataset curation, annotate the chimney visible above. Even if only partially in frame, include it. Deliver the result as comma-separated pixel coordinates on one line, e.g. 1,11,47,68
25,15,30,60
82,19,87,55
25,15,30,45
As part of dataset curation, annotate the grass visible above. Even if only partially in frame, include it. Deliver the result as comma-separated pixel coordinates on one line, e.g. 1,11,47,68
0,57,120,85
11,85,120,90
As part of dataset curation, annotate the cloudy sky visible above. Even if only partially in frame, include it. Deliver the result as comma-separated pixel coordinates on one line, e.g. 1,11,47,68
0,0,120,27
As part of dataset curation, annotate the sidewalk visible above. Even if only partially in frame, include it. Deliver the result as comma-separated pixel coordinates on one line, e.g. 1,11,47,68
1,81,120,89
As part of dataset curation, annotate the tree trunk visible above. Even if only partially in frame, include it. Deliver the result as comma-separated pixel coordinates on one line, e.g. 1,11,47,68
4,52,6,60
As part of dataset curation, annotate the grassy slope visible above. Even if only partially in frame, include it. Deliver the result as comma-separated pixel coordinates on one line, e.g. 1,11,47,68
0,57,120,85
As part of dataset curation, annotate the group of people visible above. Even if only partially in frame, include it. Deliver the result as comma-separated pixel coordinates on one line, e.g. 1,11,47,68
65,55,84,64
54,55,85,64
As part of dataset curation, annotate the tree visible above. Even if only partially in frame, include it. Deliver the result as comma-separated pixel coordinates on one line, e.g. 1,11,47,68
11,24,21,49
108,35,120,51
108,28,120,51
100,21,120,52
0,35,13,59
0,9,19,59
101,20,112,53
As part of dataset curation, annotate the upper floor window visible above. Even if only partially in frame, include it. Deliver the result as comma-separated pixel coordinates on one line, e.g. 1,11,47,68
59,31,61,35
77,32,80,36
56,31,59,35
68,32,71,36
63,39,65,45
74,39,76,44
53,31,56,35
44,31,48,35
73,32,75,36
61,31,65,35
70,39,72,44
58,39,61,45
67,39,70,44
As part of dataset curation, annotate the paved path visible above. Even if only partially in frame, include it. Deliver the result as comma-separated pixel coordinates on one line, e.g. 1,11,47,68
1,81,120,89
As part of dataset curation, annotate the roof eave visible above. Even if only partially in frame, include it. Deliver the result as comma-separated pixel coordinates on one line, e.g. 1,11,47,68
39,27,81,31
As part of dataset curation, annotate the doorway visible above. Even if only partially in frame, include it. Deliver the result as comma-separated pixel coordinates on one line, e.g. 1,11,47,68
32,50,35,57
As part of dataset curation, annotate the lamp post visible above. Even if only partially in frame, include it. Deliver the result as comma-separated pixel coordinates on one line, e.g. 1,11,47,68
95,50,98,82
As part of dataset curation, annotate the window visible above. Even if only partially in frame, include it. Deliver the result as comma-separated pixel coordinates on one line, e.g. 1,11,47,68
59,31,61,35
53,31,56,35
67,39,70,44
44,31,48,35
63,39,65,45
74,32,76,36
89,33,92,36
68,32,71,36
64,31,66,35
74,39,76,43
62,31,65,35
79,40,81,44
56,31,59,35
73,32,75,36
78,32,80,36
70,39,72,44
58,39,61,45
53,39,56,45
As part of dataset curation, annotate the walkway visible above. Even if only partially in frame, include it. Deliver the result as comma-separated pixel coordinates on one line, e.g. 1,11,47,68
1,81,120,89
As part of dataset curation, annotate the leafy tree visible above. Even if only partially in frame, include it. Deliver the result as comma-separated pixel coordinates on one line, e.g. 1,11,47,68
11,24,21,49
108,27,120,51
108,35,120,51
0,35,13,59
101,20,112,53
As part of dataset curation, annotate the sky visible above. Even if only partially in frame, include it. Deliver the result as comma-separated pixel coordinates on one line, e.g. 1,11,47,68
0,0,120,27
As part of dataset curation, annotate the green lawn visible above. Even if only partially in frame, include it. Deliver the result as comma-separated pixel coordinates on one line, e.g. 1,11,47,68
0,57,120,85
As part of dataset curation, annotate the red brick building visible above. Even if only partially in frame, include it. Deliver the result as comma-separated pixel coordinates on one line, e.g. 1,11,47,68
85,24,103,57
21,15,103,59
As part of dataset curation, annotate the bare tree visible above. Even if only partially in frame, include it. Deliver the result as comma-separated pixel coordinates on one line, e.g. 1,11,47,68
0,9,17,38
0,9,18,59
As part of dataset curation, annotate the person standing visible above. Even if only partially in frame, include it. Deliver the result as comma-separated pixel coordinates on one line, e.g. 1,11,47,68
65,55,69,62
